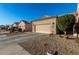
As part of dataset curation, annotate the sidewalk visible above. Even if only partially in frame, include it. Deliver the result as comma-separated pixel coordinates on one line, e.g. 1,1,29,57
0,43,31,55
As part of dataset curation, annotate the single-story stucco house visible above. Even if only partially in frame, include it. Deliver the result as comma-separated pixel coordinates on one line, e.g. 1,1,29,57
32,16,58,34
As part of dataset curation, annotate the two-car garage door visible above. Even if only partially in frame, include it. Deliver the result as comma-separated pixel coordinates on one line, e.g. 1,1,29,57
36,24,51,34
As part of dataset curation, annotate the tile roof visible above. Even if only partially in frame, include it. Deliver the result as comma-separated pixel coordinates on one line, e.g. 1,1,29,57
32,16,57,22
20,20,30,24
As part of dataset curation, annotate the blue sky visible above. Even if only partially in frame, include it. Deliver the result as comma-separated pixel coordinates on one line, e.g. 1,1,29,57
0,3,77,25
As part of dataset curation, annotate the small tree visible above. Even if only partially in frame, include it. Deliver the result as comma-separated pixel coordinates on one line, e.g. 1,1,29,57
57,14,75,36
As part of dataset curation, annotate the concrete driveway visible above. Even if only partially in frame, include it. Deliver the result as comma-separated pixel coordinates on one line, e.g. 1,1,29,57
0,43,30,55
0,32,45,55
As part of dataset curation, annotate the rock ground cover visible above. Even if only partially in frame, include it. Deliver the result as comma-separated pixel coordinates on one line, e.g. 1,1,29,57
19,35,79,55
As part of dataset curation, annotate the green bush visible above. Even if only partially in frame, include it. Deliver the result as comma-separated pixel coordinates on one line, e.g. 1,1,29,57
57,14,75,34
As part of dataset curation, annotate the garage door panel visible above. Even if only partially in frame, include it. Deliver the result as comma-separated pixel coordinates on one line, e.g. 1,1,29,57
36,25,51,33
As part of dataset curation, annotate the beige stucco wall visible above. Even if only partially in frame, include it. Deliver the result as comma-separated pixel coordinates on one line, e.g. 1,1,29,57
32,18,56,25
18,22,27,27
75,4,79,23
32,17,57,34
18,22,32,31
18,22,26,31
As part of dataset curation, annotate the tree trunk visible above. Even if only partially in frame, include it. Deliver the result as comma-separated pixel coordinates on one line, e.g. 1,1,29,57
64,31,68,39
64,31,66,35
64,31,66,38
77,33,78,38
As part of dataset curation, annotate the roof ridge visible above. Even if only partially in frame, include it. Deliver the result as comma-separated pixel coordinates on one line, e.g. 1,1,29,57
32,16,57,22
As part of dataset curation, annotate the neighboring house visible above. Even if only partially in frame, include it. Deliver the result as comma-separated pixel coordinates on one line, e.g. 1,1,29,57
74,4,79,23
0,25,5,30
18,20,32,32
32,16,58,34
12,22,19,27
8,25,12,29
73,4,79,34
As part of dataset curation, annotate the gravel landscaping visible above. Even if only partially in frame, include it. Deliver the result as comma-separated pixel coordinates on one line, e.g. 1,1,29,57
19,35,79,55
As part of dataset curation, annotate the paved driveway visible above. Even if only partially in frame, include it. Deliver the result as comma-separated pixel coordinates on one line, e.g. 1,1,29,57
0,43,30,55
0,32,45,55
